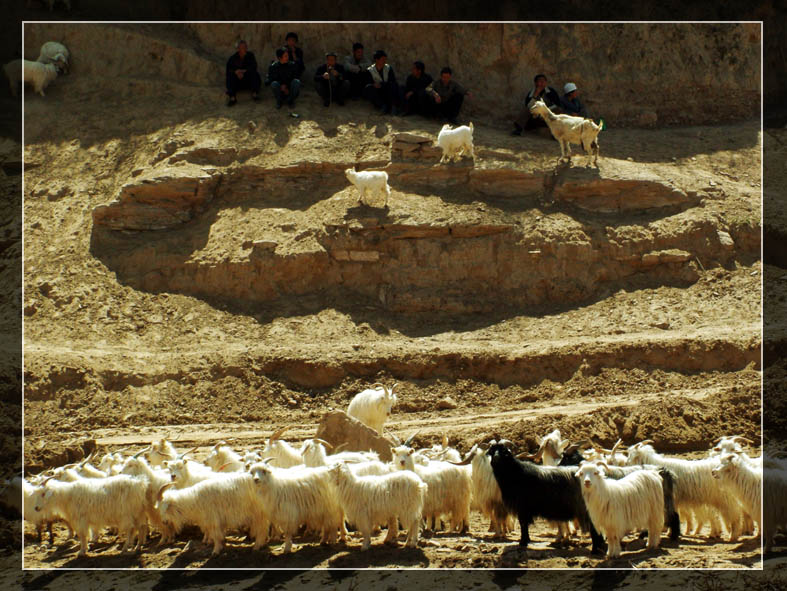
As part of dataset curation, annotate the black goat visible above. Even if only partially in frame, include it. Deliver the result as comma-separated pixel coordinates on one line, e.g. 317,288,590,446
487,443,605,553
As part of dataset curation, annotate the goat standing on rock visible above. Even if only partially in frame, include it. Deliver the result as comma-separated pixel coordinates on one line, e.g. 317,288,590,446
345,167,391,208
436,122,475,164
529,99,602,167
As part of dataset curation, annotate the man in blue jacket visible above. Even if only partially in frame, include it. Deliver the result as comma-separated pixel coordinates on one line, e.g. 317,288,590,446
226,40,261,107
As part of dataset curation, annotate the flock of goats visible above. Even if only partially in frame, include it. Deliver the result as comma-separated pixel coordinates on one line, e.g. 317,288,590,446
8,383,785,564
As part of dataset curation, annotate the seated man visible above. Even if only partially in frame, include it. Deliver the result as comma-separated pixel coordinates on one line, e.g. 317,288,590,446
265,47,302,109
401,61,433,116
363,50,400,115
512,73,562,135
284,31,305,78
424,66,471,124
560,82,588,118
314,52,350,107
343,42,371,99
225,40,261,106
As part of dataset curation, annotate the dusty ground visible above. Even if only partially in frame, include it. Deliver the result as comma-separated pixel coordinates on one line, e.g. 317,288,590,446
6,23,772,574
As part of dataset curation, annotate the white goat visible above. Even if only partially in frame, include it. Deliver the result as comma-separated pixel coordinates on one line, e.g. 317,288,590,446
450,443,514,536
13,60,59,97
529,99,602,166
575,461,664,558
37,41,70,73
248,461,345,553
392,445,472,533
301,439,378,468
148,438,180,468
344,168,391,208
120,453,176,545
329,462,426,550
33,475,148,556
347,383,398,435
260,426,304,468
204,441,245,472
436,122,475,163
627,441,743,541
711,452,761,535
156,472,269,555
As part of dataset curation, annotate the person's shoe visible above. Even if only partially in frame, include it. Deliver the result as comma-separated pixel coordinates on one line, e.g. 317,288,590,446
383,105,392,114
336,98,345,106
275,100,282,109
287,98,295,106
227,96,237,107
511,127,522,136
252,93,261,103
323,99,330,107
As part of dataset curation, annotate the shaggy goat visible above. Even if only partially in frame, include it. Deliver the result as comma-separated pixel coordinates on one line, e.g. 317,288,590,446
347,383,398,435
575,461,664,558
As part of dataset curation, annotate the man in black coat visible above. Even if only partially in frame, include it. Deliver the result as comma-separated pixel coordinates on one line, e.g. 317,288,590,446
363,50,400,115
314,52,350,107
284,31,305,78
512,73,562,134
225,40,261,106
265,47,302,109
401,61,433,116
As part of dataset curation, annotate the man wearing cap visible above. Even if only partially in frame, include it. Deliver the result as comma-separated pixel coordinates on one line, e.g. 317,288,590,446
363,50,400,115
225,40,262,107
512,73,562,135
265,47,302,109
560,82,589,118
314,52,350,107
343,42,372,99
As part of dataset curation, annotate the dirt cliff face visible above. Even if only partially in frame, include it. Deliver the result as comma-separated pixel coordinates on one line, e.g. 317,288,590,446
22,23,760,128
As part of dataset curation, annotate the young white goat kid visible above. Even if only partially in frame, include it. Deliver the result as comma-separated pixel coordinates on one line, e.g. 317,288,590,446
436,122,475,163
529,99,602,166
345,168,391,207
576,461,664,558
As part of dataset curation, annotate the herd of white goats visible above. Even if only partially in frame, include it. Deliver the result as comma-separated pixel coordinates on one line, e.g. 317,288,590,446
5,383,786,561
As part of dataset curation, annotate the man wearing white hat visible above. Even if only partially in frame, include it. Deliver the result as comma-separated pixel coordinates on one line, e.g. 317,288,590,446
560,82,588,118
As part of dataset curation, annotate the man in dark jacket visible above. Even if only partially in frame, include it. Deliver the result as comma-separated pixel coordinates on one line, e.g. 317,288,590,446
265,47,302,109
314,52,350,107
343,42,371,99
424,66,471,124
512,73,562,134
363,50,400,115
401,61,433,116
225,40,261,107
284,32,305,78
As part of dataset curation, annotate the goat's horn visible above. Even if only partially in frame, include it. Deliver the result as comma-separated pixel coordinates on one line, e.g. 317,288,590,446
334,443,349,453
269,426,290,444
610,439,623,454
711,436,724,445
442,433,448,448
261,457,275,465
213,441,227,451
216,462,235,472
178,446,199,460
313,439,333,450
157,482,175,502
40,476,55,486
639,439,654,446
447,456,474,466
132,446,149,459
403,430,420,447
596,461,611,471
732,436,754,445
